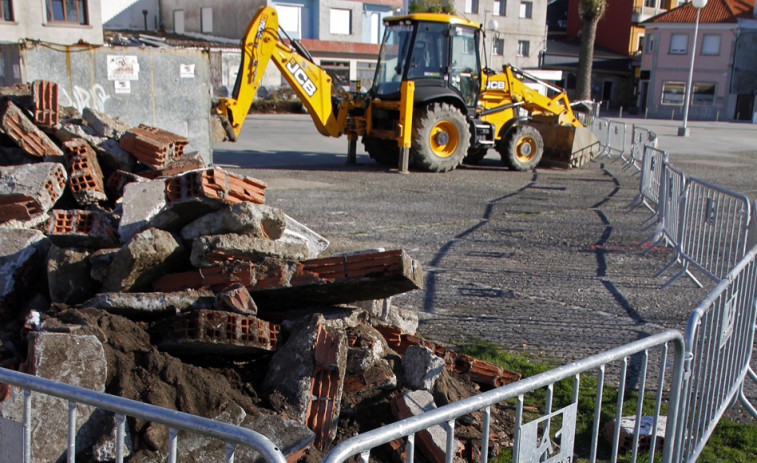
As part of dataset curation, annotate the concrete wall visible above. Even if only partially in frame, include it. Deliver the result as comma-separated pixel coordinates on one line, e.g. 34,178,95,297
0,43,213,163
454,0,548,70
160,0,268,39
0,0,103,45
102,0,160,31
642,24,738,121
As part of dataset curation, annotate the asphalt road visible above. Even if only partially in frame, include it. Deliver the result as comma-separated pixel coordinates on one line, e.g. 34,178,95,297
213,114,757,416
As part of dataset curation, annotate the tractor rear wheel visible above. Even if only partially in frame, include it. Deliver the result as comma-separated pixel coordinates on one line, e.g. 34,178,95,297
363,137,400,166
411,103,469,172
498,125,544,171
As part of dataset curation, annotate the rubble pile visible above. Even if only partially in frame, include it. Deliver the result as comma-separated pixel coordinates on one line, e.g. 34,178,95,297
0,81,520,462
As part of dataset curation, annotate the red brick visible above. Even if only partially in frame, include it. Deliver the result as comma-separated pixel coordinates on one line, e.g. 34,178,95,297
63,139,107,206
0,195,43,222
215,282,258,315
119,124,189,170
105,170,144,198
31,80,58,127
165,168,266,205
305,325,342,449
47,210,118,247
0,100,63,157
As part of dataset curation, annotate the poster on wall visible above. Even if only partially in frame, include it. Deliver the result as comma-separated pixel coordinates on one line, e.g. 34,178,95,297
180,64,195,78
107,55,140,81
114,80,131,94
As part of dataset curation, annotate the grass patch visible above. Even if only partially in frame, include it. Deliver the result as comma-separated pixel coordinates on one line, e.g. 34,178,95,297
458,340,757,462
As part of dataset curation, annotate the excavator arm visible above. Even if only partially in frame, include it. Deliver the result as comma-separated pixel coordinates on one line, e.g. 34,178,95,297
501,65,584,128
217,6,348,140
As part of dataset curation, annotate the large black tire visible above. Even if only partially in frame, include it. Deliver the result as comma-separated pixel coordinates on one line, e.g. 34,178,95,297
498,125,544,171
463,148,489,165
411,103,470,172
363,137,400,166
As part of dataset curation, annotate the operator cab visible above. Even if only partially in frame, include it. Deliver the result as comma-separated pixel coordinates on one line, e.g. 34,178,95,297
372,14,482,111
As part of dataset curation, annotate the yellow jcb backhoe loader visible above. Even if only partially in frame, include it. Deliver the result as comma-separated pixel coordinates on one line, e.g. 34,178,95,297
216,6,599,172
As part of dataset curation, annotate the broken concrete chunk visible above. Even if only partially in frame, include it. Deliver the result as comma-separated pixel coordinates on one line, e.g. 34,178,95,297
402,345,445,391
0,228,48,304
190,233,309,267
47,245,98,304
263,315,347,448
356,298,420,335
392,390,462,463
92,414,134,462
242,414,315,462
344,359,397,393
102,228,187,292
0,333,107,462
118,178,167,243
0,100,64,158
0,162,67,223
88,247,119,281
82,107,131,140
215,283,258,315
80,290,215,318
278,214,329,259
54,120,134,171
181,202,286,241
346,323,393,374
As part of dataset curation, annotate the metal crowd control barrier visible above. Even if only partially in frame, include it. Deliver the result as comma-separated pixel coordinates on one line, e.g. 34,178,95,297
663,178,752,288
674,244,757,462
627,125,657,172
0,367,287,463
322,330,684,463
590,118,610,156
630,146,667,216
605,120,627,160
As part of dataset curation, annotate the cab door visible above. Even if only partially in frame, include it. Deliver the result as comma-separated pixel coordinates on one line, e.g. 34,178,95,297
448,25,481,109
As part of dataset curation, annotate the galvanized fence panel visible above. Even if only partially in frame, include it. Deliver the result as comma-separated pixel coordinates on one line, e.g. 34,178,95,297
630,146,668,216
0,367,287,463
674,244,757,462
628,125,657,172
663,178,752,287
322,330,685,463
590,118,610,157
606,120,628,160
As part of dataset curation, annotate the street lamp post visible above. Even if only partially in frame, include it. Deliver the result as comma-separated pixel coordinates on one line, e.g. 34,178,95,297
678,0,708,137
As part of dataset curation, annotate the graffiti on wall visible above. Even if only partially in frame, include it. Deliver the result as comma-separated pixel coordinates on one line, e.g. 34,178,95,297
59,84,112,113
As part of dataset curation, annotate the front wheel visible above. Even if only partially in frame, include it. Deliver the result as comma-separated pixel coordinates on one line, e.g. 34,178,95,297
411,103,470,173
498,125,544,171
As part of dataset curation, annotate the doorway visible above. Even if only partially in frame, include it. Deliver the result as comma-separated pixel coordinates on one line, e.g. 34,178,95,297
735,95,754,121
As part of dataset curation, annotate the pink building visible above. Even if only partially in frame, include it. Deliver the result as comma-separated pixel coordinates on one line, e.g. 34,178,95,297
640,0,757,121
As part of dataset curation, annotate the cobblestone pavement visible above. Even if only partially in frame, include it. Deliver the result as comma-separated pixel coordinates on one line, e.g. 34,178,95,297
214,114,757,420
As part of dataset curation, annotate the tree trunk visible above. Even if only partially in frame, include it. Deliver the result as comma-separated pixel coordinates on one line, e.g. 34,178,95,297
575,17,599,101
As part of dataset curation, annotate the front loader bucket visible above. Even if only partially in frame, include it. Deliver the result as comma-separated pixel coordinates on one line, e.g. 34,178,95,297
531,121,600,169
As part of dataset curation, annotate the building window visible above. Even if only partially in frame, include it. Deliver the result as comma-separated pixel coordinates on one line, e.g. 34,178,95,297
644,0,657,7
647,33,655,52
201,7,213,33
661,81,685,105
637,35,644,52
701,34,721,55
692,82,715,105
669,33,687,54
465,0,478,14
1,0,13,21
330,8,351,35
494,0,506,16
277,4,302,39
494,37,504,55
519,1,532,19
517,40,530,57
47,0,89,24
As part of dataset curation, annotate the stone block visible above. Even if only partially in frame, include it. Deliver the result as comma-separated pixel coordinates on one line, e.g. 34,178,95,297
392,390,462,463
81,107,130,140
0,333,107,462
0,162,67,223
80,290,215,318
190,233,309,268
278,214,329,259
181,202,286,241
402,345,445,391
0,228,48,304
263,315,347,448
47,245,98,304
118,179,167,243
102,228,187,292
0,100,63,158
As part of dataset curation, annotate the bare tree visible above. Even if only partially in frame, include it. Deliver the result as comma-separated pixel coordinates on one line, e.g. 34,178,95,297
575,0,607,101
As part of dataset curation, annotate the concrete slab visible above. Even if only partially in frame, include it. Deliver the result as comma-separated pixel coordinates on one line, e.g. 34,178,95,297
0,228,48,304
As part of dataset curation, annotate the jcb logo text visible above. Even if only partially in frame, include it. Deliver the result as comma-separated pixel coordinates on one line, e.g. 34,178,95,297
486,81,506,90
286,59,317,97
